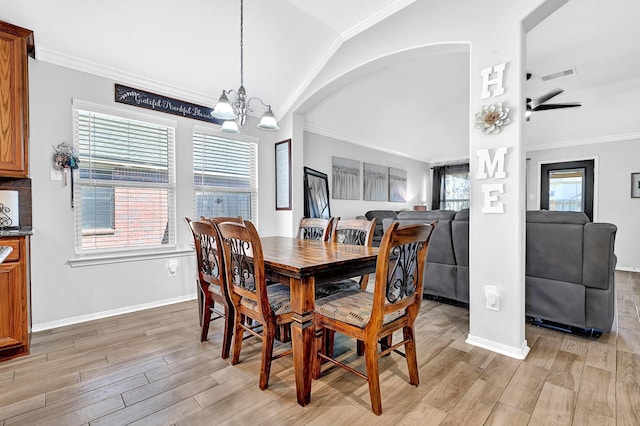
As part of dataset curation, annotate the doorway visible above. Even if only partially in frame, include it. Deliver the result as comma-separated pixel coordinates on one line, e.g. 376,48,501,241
540,159,594,220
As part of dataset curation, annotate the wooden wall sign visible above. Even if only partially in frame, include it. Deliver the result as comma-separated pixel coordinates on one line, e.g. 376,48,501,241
115,84,223,125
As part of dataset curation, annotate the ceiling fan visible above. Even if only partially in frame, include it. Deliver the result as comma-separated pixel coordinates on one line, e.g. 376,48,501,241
526,69,582,121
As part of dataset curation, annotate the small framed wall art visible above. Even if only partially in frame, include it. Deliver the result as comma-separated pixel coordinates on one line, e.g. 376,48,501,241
275,139,292,210
631,172,640,198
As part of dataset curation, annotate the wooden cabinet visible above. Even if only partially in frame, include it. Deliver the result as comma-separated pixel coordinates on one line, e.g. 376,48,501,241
0,21,34,178
0,236,30,360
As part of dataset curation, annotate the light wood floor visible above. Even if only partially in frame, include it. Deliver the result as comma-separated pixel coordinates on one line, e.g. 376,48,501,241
1,271,639,425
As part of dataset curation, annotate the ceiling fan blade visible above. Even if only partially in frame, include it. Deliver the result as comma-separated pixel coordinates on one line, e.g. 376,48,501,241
529,88,564,109
533,102,582,111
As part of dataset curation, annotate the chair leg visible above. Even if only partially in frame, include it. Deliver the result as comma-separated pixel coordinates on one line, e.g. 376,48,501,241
200,296,213,342
312,326,324,380
357,339,364,356
259,325,276,390
364,340,382,415
380,335,392,357
221,303,234,359
231,311,245,365
403,326,419,386
325,329,335,358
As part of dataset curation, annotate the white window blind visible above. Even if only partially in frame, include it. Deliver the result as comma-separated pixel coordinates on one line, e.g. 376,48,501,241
73,105,176,254
193,131,257,222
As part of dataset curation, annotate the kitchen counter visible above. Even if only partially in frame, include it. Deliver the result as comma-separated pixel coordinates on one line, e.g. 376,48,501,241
0,245,13,263
0,227,33,237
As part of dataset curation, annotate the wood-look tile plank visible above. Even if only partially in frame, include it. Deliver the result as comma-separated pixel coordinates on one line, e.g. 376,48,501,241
0,395,45,423
617,350,640,386
127,397,203,426
0,370,13,385
4,374,148,425
479,353,520,388
525,335,562,370
586,341,617,372
545,350,584,391
499,362,548,414
123,358,223,406
422,360,482,413
617,327,640,354
80,356,167,382
617,380,640,425
573,365,615,425
395,402,447,425
0,372,81,407
91,375,217,426
484,402,529,425
37,395,125,426
528,382,575,425
439,378,502,425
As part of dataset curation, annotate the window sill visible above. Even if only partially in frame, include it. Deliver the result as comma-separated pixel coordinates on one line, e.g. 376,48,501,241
68,248,194,268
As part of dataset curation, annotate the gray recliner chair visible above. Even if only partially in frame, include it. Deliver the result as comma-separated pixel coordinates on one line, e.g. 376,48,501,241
525,210,617,332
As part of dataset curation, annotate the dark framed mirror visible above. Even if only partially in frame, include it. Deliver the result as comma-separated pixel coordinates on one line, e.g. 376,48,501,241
303,167,331,219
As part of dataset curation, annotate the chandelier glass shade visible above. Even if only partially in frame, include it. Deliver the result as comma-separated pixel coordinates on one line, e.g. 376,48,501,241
212,0,279,133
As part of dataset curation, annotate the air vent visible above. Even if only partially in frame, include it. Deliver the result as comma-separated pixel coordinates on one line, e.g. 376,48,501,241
541,68,577,81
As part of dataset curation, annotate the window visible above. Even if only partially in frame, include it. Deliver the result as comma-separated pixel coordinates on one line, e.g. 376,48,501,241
193,130,258,222
73,101,176,254
431,163,470,210
540,159,594,220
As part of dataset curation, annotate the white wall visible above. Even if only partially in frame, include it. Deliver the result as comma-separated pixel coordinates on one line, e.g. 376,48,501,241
28,59,281,329
526,137,640,270
303,131,430,219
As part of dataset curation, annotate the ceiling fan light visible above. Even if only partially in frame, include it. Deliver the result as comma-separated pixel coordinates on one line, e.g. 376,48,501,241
257,108,279,130
212,91,236,120
221,119,240,134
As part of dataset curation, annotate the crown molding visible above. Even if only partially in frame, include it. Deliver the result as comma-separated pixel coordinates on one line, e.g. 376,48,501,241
527,132,640,152
303,123,430,163
36,47,216,108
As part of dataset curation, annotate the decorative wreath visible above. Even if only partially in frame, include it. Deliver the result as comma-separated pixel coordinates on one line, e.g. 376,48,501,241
474,103,510,135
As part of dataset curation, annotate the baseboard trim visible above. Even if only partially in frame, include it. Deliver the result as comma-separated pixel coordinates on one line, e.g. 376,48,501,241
32,293,198,333
466,334,530,360
616,266,640,273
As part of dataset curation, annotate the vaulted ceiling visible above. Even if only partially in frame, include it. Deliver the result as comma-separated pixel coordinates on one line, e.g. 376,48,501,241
1,0,638,163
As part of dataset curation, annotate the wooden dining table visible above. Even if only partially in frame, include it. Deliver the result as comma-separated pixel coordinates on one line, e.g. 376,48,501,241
260,236,379,406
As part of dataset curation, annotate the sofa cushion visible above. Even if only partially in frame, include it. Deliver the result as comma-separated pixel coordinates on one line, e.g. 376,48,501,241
526,210,589,225
383,216,455,266
526,276,585,328
397,210,456,221
526,219,584,285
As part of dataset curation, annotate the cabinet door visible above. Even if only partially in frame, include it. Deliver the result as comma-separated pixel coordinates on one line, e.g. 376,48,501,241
0,262,25,350
0,22,32,177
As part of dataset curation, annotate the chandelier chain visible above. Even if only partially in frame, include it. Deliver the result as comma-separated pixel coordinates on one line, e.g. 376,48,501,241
240,0,244,87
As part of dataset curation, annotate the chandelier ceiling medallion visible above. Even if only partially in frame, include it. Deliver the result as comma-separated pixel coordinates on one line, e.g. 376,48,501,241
211,0,279,134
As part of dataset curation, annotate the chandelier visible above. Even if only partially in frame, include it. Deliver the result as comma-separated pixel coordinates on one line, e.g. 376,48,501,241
211,0,279,134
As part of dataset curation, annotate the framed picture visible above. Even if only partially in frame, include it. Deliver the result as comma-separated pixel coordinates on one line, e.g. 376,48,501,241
363,162,388,201
632,172,640,198
275,139,292,210
332,156,360,200
303,167,331,219
388,167,407,202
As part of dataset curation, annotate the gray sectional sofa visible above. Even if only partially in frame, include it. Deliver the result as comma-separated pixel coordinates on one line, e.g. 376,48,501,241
381,209,617,333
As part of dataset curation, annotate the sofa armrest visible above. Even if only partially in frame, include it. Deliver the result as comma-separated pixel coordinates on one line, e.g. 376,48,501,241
583,222,617,290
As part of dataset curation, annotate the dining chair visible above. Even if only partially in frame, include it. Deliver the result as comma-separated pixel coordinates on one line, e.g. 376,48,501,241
314,217,377,356
296,217,334,241
315,217,377,297
185,218,234,359
312,221,435,415
216,219,293,390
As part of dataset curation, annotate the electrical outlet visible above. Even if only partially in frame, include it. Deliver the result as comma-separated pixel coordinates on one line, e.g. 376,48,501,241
168,259,177,276
485,285,499,311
